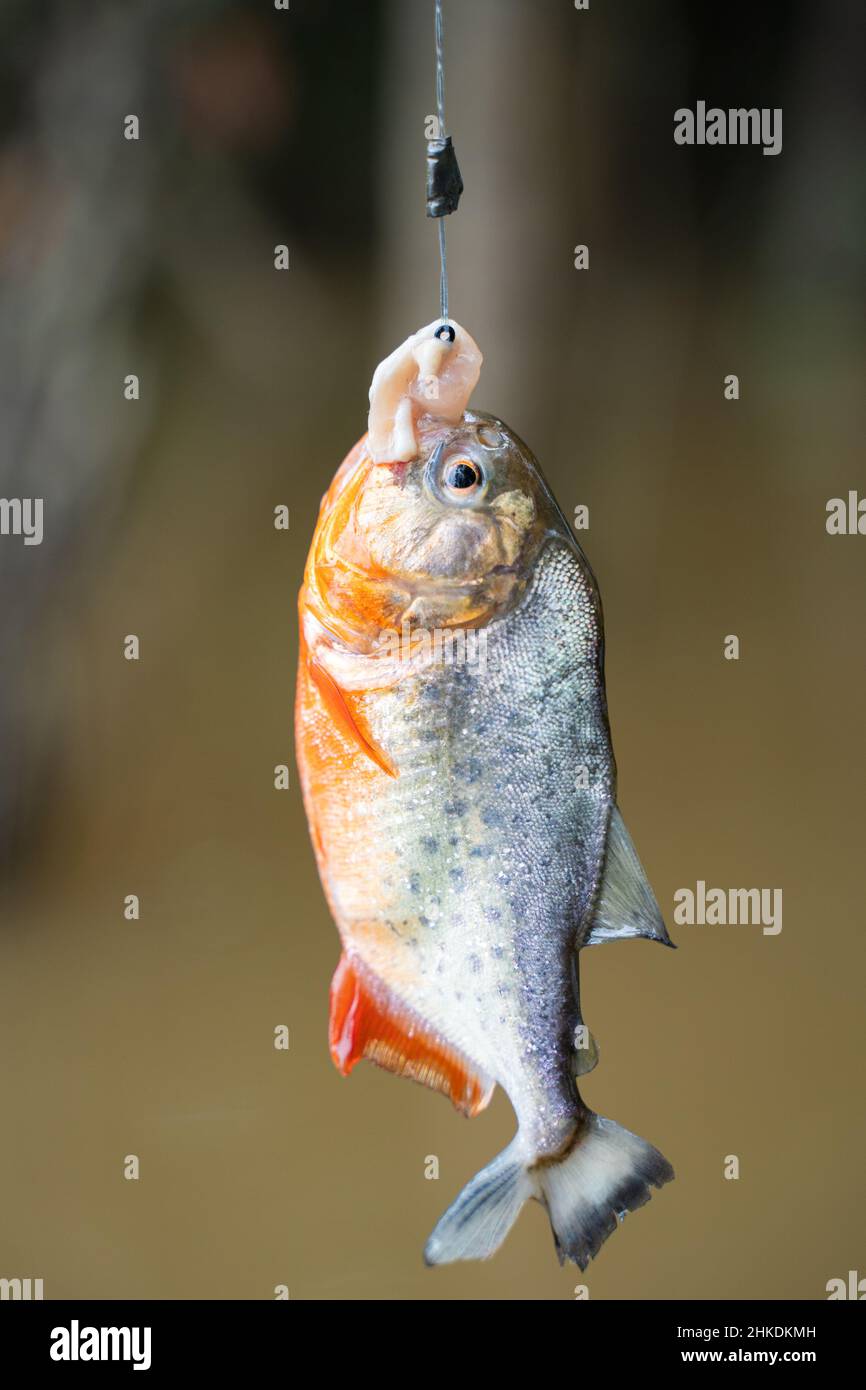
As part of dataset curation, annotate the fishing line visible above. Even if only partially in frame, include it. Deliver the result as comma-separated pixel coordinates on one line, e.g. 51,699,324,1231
427,0,463,341
438,217,449,327
435,0,446,134
434,0,448,323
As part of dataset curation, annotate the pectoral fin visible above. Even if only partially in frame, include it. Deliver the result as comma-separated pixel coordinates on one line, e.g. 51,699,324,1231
307,649,397,778
585,806,674,948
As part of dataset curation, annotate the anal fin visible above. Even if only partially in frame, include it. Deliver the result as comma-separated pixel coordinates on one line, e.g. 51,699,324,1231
329,953,494,1118
585,806,674,947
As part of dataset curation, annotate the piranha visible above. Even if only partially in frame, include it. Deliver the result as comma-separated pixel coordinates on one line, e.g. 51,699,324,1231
295,319,675,1269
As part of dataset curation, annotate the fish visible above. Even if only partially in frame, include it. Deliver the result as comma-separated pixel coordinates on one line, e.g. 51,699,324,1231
295,318,674,1269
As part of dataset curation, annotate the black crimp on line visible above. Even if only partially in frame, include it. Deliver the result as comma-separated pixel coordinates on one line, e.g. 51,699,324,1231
426,137,463,218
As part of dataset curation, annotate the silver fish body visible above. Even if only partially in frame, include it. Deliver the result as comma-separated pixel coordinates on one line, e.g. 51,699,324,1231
298,403,674,1268
351,529,612,1157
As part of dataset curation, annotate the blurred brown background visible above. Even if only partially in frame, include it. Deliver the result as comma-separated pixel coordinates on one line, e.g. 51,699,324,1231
0,0,863,1300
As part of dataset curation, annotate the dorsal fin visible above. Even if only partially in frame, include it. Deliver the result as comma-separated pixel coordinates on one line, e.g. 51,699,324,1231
584,806,674,947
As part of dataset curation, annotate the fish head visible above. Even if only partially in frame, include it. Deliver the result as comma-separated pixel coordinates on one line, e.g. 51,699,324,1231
305,411,574,649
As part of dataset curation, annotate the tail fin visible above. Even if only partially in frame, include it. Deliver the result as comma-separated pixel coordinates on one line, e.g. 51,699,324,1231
423,1138,532,1265
538,1112,674,1268
424,1111,673,1269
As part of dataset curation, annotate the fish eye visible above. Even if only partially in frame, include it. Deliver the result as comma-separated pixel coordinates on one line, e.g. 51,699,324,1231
445,460,481,492
425,444,489,507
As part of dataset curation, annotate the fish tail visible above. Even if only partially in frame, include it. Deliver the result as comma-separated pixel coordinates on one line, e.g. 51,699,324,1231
536,1109,674,1270
424,1110,673,1268
423,1138,532,1265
